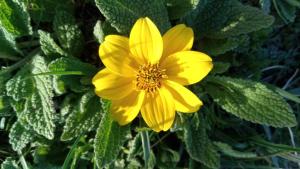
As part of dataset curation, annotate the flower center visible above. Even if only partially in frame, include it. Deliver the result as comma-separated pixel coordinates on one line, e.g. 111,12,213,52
136,63,167,93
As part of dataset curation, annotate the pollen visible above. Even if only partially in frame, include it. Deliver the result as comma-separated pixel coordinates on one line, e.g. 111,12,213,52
136,63,167,93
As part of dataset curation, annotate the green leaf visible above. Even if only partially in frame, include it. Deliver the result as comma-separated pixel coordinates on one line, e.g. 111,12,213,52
199,35,249,56
53,10,84,57
38,30,68,58
214,142,257,158
184,114,220,169
0,0,32,36
166,0,199,19
206,76,297,127
94,0,171,34
48,57,97,76
0,28,20,57
6,55,56,139
94,100,130,168
1,158,20,169
49,57,97,93
9,121,35,151
61,91,102,141
273,0,296,23
185,0,274,38
157,147,180,169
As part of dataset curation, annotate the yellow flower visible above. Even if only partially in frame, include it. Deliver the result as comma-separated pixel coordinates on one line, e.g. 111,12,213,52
92,17,213,132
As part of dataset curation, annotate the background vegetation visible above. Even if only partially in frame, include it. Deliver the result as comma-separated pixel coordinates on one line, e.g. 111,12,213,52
0,0,300,168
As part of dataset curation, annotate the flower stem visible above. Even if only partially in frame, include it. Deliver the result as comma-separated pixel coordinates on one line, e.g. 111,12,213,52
141,130,151,169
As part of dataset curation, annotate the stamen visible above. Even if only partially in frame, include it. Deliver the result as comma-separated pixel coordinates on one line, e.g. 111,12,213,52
136,63,167,93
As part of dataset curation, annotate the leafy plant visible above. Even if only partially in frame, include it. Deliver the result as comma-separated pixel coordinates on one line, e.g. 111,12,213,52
0,0,299,168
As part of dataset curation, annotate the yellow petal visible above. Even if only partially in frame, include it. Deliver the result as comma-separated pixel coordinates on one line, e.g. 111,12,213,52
141,87,175,132
92,68,134,100
99,35,138,77
111,91,145,125
161,51,213,85
162,24,194,60
164,80,203,113
129,17,163,64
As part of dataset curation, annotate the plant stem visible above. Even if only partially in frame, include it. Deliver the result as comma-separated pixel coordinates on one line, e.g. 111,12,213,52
141,130,151,169
18,150,29,169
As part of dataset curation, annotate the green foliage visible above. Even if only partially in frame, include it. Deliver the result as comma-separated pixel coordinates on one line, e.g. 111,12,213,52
38,30,68,58
94,100,130,168
206,76,297,127
166,0,199,19
9,121,35,151
184,114,220,169
0,0,32,36
94,0,171,34
6,55,56,139
61,91,102,141
93,20,117,43
53,10,84,57
28,0,73,22
214,142,257,158
199,35,249,56
185,0,274,38
1,158,20,169
273,0,300,23
0,28,20,57
48,57,97,93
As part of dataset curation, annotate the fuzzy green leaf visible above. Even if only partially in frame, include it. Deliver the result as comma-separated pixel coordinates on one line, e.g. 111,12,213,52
185,0,274,38
206,76,297,127
9,121,35,151
184,114,220,169
48,57,97,76
1,158,20,169
53,11,84,57
6,55,56,139
38,30,68,58
61,91,102,141
166,0,199,19
0,28,20,57
94,0,171,34
94,100,130,168
0,0,32,36
199,35,249,56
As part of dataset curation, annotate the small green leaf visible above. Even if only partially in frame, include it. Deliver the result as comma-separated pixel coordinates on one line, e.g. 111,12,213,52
38,30,68,58
61,91,102,141
94,100,130,168
0,0,32,36
53,10,84,57
9,121,35,151
6,55,56,139
94,0,171,34
206,76,297,127
185,0,274,38
184,114,220,169
1,157,20,169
